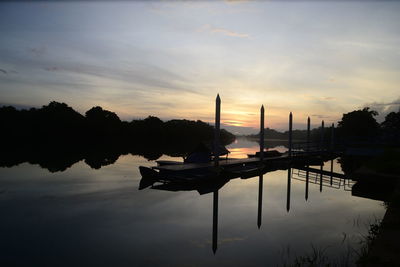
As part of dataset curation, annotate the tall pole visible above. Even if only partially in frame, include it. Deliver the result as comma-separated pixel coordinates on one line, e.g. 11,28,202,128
214,94,221,166
260,105,265,161
307,117,310,153
289,112,293,157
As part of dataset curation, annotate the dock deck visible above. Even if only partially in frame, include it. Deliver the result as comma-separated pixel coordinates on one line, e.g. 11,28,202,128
153,155,289,172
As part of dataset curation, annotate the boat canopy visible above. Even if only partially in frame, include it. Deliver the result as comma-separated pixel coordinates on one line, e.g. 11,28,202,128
185,142,230,163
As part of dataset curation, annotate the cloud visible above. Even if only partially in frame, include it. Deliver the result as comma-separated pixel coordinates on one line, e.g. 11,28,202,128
29,46,46,57
199,24,249,38
311,114,334,120
0,69,7,74
224,0,251,4
363,98,400,122
44,66,59,71
0,48,199,95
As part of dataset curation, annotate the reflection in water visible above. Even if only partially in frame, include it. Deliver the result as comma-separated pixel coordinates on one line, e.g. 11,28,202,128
257,174,263,229
0,139,388,266
305,166,309,201
286,167,291,212
292,164,354,191
320,163,323,192
330,159,334,186
212,190,218,254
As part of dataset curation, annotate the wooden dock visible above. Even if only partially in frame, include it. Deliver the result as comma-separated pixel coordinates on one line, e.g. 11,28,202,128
153,155,289,171
150,94,342,176
152,153,330,173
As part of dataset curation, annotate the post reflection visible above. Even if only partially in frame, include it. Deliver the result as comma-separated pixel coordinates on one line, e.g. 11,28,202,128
319,163,323,192
212,190,218,254
286,166,291,212
330,159,334,186
257,174,263,228
305,165,309,201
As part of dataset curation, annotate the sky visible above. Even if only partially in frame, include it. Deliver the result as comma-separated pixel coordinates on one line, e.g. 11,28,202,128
0,1,399,134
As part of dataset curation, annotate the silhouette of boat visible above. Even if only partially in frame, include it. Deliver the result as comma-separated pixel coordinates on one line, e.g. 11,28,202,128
247,149,282,158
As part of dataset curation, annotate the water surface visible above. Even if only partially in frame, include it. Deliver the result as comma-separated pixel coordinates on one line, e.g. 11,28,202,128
0,138,385,266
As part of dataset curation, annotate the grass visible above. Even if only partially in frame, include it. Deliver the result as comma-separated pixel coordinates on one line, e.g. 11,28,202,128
279,218,384,267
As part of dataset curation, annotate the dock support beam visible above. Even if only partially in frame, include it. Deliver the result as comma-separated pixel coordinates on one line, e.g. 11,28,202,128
260,105,265,161
214,94,221,166
288,112,293,157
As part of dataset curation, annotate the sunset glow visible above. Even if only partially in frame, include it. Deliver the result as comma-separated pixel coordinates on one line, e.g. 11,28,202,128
1,1,399,133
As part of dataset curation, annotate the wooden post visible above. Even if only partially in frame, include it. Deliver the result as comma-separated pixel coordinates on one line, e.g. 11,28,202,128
214,94,221,166
260,105,265,161
289,112,293,157
320,120,325,151
307,116,310,153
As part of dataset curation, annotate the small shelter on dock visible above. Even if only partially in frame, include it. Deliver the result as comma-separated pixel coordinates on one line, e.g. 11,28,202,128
185,142,230,163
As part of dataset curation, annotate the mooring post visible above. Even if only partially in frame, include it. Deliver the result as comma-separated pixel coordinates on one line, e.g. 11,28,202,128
260,105,265,161
289,112,293,157
307,116,310,153
330,123,335,152
214,94,221,166
320,120,325,151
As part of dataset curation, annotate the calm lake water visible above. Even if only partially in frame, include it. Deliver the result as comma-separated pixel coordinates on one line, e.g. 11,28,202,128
0,138,385,266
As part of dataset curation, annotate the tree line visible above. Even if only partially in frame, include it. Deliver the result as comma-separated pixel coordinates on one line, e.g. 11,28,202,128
246,107,400,144
0,101,235,147
0,101,236,171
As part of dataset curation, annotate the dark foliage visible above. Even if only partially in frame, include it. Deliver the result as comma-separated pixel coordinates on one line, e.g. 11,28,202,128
247,126,335,145
381,110,400,143
337,107,380,139
0,101,236,172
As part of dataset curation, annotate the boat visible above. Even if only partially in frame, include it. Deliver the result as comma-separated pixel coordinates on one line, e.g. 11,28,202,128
247,150,282,158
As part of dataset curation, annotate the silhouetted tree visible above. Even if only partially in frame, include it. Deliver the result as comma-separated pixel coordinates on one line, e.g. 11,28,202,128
0,101,237,171
337,107,379,139
85,106,122,139
35,101,86,141
381,109,400,143
381,110,400,131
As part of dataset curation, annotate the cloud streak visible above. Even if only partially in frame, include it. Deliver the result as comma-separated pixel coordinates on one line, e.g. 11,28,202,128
199,24,249,38
363,98,400,122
